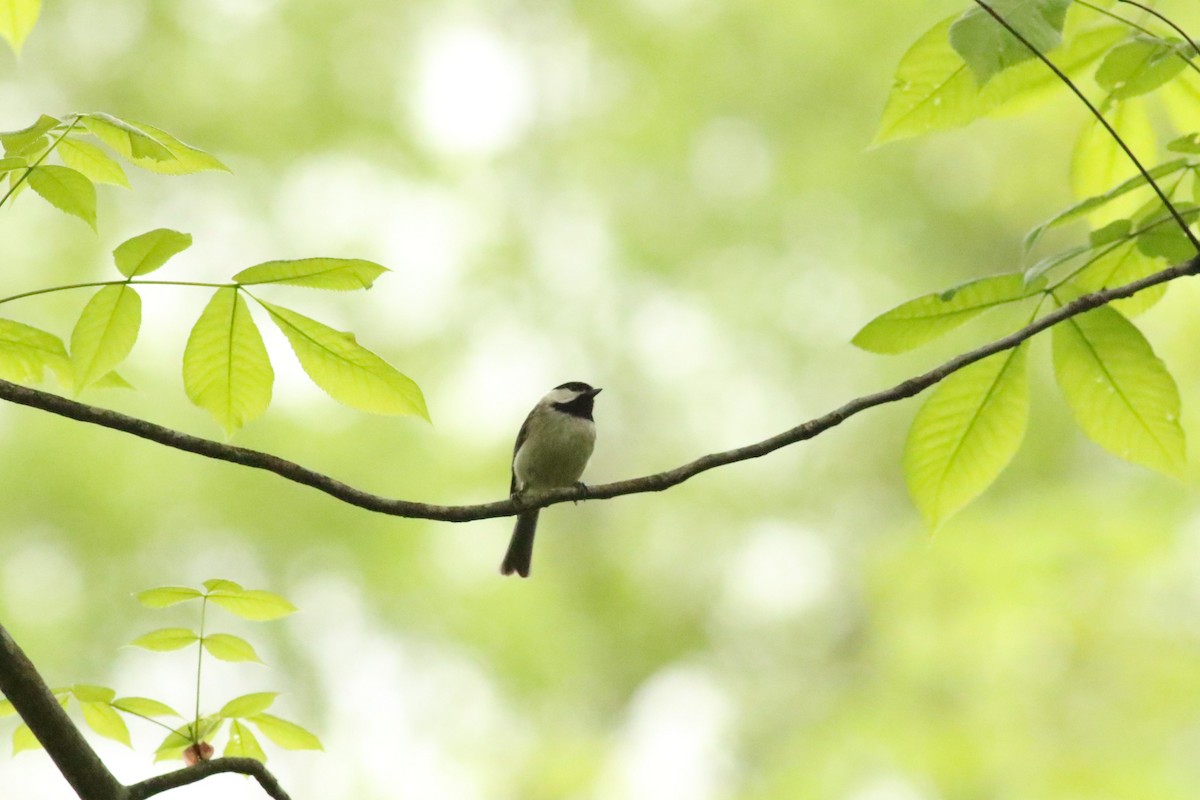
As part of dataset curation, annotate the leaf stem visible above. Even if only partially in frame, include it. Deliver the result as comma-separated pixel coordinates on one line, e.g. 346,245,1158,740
194,595,207,744
0,279,235,307
973,0,1200,252
0,115,81,210
1116,0,1200,59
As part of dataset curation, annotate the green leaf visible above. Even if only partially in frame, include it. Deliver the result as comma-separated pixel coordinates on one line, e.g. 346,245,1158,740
949,0,1071,85
218,692,279,720
234,258,388,291
853,273,1043,354
70,684,115,703
13,723,40,754
1052,301,1185,475
203,578,243,592
129,627,200,651
126,121,229,174
154,722,201,761
112,697,181,718
262,301,429,419
225,720,268,762
0,698,14,718
113,228,192,277
0,318,71,386
57,137,129,188
92,370,133,390
1167,133,1200,154
1074,240,1168,316
1070,99,1156,202
27,165,96,229
80,701,131,747
0,0,40,55
183,288,274,434
0,156,26,172
80,112,174,162
904,344,1030,528
1095,36,1189,101
207,588,296,621
1134,220,1198,263
70,284,141,392
202,633,263,663
248,713,323,751
0,114,57,154
1089,218,1132,247
136,586,203,608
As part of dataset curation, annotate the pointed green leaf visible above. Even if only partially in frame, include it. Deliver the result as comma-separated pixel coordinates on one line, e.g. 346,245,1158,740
207,588,296,621
112,697,181,718
904,344,1030,528
262,301,428,419
0,156,26,172
136,586,203,608
853,273,1043,354
124,121,229,174
80,112,175,162
1135,221,1198,264
0,114,57,154
130,628,199,652
1052,302,1185,475
13,723,40,754
949,0,1071,85
113,228,192,277
183,288,273,434
1070,99,1156,202
203,578,243,592
80,701,131,747
70,284,141,391
202,633,262,663
248,713,323,751
234,258,388,291
1167,133,1200,153
1096,36,1189,101
154,722,196,761
225,720,268,762
57,137,129,188
27,165,96,229
1074,240,1168,316
0,0,40,55
0,318,71,386
70,684,115,703
1089,218,1132,247
92,370,133,390
218,692,279,720
0,698,14,718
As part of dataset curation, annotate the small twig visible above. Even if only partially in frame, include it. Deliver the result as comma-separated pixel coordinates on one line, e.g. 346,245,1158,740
1117,0,1200,59
126,758,292,800
974,0,1200,252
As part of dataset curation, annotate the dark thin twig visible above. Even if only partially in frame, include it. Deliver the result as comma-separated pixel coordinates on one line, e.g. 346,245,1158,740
974,0,1200,251
126,758,292,800
1117,0,1200,59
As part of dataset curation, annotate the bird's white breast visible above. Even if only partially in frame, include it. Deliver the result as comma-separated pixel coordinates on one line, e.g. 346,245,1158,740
513,411,596,491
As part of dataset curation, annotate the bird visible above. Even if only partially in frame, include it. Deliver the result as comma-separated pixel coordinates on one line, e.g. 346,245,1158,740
500,381,601,577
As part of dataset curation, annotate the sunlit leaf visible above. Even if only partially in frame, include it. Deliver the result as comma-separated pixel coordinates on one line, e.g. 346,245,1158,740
1167,133,1200,154
70,285,141,392
234,258,388,291
183,288,274,434
129,628,199,652
225,720,267,762
1074,239,1168,316
0,698,14,718
136,586,203,608
203,578,243,592
0,318,71,386
13,723,40,754
0,156,25,172
207,588,296,621
202,633,263,663
80,701,131,747
904,344,1029,528
1052,301,1185,475
92,370,133,390
949,0,1071,85
248,713,323,751
27,165,96,229
153,723,194,762
1070,100,1156,203
218,692,279,720
1095,36,1189,101
80,112,174,162
112,697,181,718
57,137,129,188
262,301,429,419
852,273,1043,354
70,684,115,703
113,228,192,277
0,0,41,55
0,114,57,154
125,121,229,174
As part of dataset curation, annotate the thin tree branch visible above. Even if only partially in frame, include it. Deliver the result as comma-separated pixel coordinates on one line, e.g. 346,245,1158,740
0,254,1196,522
1116,0,1200,59
126,758,291,800
0,621,124,800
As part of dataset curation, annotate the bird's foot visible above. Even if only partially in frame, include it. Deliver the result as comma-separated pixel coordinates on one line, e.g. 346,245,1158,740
573,482,590,504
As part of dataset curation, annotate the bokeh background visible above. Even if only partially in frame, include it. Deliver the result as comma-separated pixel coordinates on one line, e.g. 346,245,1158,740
3,0,1200,797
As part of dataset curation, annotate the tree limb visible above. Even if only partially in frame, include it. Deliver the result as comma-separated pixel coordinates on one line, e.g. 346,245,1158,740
0,255,1196,522
126,758,292,800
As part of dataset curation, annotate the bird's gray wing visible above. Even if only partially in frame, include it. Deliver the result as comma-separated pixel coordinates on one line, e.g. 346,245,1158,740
510,409,536,495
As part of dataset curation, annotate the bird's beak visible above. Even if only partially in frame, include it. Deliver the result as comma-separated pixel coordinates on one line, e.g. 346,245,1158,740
589,387,603,397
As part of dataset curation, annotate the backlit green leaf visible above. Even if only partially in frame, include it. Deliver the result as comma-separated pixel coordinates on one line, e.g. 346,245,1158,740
202,633,262,663
1075,240,1168,317
27,165,96,229
225,720,267,762
0,318,71,386
0,156,25,172
57,137,129,187
153,722,197,761
112,697,181,718
853,273,1043,354
234,258,388,290
92,370,133,390
1052,302,1184,475
0,0,40,55
13,723,40,754
1096,36,1189,101
80,701,131,746
183,288,274,434
207,588,296,621
70,684,115,703
113,228,192,277
0,114,57,154
203,578,243,592
0,698,14,718
904,344,1029,528
70,284,141,391
1070,99,1156,202
248,713,323,751
80,112,174,162
130,628,199,651
136,586,203,608
127,121,228,174
949,0,1071,85
262,301,429,419
219,692,279,720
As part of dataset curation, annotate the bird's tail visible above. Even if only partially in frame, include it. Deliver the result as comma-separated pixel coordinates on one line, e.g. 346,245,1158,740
500,510,539,578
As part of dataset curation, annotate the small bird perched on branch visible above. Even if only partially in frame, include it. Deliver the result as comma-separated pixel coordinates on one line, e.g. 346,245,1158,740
500,382,601,577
